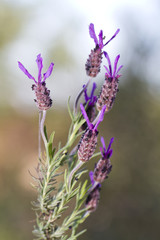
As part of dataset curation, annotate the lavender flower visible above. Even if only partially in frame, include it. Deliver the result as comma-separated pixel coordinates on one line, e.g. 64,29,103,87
81,83,97,131
96,51,123,112
85,23,120,77
93,137,113,183
78,104,106,162
85,171,101,212
18,54,54,111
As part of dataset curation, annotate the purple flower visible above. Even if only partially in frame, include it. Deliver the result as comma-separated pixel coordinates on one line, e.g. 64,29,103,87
18,54,54,110
89,23,120,50
78,104,106,162
93,137,114,183
80,103,106,131
18,54,54,84
85,24,120,78
100,137,114,160
83,82,97,107
104,51,123,79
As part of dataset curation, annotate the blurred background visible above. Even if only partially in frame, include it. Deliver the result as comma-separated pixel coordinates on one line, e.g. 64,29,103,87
0,0,160,239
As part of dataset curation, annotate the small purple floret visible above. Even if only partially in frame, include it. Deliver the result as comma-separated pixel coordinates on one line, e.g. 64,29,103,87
100,137,114,159
104,51,123,79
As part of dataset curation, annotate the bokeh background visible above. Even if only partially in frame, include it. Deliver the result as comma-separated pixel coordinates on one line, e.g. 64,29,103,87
0,0,160,239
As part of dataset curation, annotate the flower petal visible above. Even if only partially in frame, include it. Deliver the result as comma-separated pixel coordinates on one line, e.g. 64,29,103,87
43,63,54,82
89,23,98,45
83,84,89,103
104,51,112,76
113,55,120,78
98,30,103,49
94,105,106,130
89,171,95,186
18,61,36,83
103,28,120,47
106,137,114,158
100,136,106,153
36,54,43,83
80,103,93,129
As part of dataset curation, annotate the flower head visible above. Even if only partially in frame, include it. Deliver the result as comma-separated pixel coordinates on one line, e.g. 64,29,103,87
89,23,120,50
85,24,120,77
18,54,54,110
93,137,113,183
78,104,106,162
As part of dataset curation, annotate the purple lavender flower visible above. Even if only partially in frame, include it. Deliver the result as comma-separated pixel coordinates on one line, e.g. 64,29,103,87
18,54,54,110
96,51,123,112
81,83,97,131
85,171,101,212
78,104,106,162
85,23,120,77
93,137,114,183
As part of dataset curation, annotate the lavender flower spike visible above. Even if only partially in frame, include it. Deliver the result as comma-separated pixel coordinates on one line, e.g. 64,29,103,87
18,54,54,110
85,171,101,212
85,23,120,77
94,137,114,183
96,51,123,112
78,105,106,162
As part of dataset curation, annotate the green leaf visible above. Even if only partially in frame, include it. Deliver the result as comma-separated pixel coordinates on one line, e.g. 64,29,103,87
67,96,74,121
43,125,48,142
47,131,55,159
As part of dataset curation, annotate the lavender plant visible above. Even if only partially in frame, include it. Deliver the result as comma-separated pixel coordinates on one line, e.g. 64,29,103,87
18,23,123,240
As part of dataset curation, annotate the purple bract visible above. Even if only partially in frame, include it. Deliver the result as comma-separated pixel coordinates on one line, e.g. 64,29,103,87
80,103,106,131
103,51,123,79
100,137,114,160
83,82,97,106
18,54,54,84
89,23,120,50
